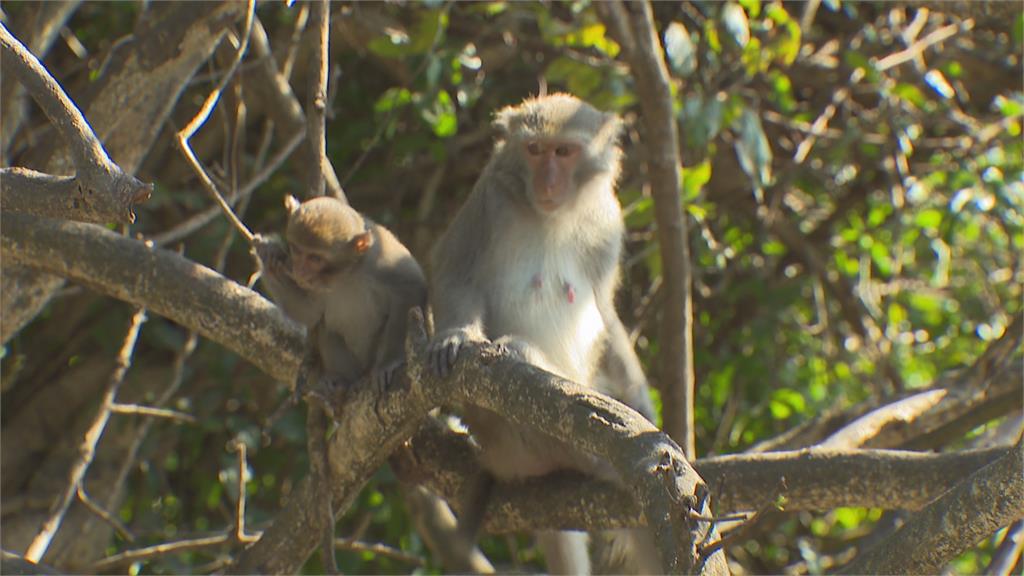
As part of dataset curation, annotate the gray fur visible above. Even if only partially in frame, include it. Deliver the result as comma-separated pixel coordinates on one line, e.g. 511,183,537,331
428,95,657,574
256,199,426,388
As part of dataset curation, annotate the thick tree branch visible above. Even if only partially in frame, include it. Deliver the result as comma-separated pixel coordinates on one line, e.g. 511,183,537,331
402,420,1011,523
598,0,698,458
1,0,246,344
0,212,302,383
0,23,151,225
234,322,720,574
841,440,1024,575
0,0,83,157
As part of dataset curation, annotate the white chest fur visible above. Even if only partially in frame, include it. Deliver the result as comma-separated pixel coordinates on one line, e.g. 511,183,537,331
483,221,605,383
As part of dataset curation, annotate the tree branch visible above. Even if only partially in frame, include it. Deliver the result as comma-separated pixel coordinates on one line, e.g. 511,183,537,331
0,23,151,224
402,419,1011,523
0,212,302,383
841,440,1024,574
233,315,719,574
1,0,246,345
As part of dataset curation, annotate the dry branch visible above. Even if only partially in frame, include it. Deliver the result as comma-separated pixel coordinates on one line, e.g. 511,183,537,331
0,0,83,156
233,321,718,574
1,0,246,345
402,420,1011,523
0,212,302,383
0,23,151,225
841,441,1024,574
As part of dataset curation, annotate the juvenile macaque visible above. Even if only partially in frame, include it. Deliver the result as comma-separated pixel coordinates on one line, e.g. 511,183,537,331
428,94,658,574
255,196,426,391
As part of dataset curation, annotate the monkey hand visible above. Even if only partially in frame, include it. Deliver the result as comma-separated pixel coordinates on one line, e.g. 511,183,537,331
428,328,484,378
492,336,547,367
252,234,290,277
370,361,405,392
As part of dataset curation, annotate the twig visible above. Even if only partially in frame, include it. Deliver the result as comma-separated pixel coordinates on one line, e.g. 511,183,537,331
986,519,1024,576
24,307,148,562
281,2,309,81
228,440,259,543
109,403,198,424
174,0,256,242
307,0,331,198
91,533,232,572
154,127,304,247
697,479,787,562
76,485,135,543
334,537,426,566
793,67,863,164
875,20,966,72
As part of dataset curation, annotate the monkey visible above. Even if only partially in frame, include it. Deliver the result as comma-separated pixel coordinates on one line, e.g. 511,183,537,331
253,195,427,573
428,94,660,574
255,195,427,394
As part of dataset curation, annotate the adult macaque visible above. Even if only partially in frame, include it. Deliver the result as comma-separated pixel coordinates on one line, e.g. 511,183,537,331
428,94,658,574
255,195,427,392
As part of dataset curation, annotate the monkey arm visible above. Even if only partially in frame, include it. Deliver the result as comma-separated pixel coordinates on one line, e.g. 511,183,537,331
593,263,657,422
253,235,325,327
595,301,656,422
374,270,428,373
316,327,364,386
427,189,491,377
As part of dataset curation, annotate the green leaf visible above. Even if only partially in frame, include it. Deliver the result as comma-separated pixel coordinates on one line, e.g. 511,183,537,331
682,160,712,200
374,88,413,114
871,242,892,276
892,83,926,109
682,94,724,150
995,95,1024,118
664,21,697,77
915,209,943,231
763,240,786,255
766,4,801,65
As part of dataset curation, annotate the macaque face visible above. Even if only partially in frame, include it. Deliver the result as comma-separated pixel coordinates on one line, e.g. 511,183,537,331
288,243,332,291
523,139,582,213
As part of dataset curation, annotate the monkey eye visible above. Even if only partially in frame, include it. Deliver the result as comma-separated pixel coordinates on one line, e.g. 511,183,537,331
526,142,542,156
555,144,576,157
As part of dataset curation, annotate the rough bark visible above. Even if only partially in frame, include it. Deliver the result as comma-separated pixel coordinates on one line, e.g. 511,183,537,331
2,0,244,344
841,441,1024,575
402,420,1011,523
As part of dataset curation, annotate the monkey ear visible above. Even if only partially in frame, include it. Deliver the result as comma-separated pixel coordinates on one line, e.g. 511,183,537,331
352,232,373,255
492,105,517,141
284,195,301,214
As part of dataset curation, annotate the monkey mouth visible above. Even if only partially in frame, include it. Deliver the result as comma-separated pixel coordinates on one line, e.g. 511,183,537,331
535,198,562,212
